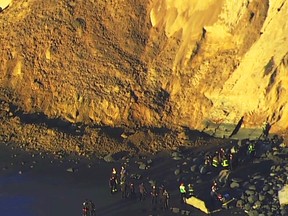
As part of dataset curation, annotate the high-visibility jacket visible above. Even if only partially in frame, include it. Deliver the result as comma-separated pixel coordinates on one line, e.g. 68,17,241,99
212,157,219,167
179,185,186,193
248,144,255,153
221,159,229,167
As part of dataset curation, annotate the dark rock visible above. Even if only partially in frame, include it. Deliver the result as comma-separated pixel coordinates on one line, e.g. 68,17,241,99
258,193,265,201
248,195,257,204
174,169,181,175
172,207,180,213
253,200,261,209
249,185,257,190
245,190,255,196
231,178,244,183
248,210,258,216
190,165,197,172
103,154,115,162
230,182,240,189
236,200,244,208
66,167,74,172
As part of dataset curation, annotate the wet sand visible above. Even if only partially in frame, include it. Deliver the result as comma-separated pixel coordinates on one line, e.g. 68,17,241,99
0,141,266,216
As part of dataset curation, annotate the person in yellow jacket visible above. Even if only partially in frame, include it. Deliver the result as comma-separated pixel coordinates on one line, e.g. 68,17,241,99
179,183,186,204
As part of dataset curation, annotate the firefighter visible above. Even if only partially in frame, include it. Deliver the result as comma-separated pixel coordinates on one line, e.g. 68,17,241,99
204,153,212,166
151,185,158,205
109,176,117,194
247,142,256,158
221,155,229,168
179,183,186,204
210,180,218,199
187,183,194,198
212,154,219,168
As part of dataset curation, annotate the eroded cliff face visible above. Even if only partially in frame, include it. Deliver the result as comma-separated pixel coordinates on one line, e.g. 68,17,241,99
0,0,287,153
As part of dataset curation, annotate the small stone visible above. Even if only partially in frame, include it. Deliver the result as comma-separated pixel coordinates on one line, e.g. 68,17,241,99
190,165,197,172
230,182,240,189
18,171,22,175
236,200,244,208
174,169,181,175
66,168,74,172
248,195,257,204
172,207,180,213
249,185,257,190
245,190,255,196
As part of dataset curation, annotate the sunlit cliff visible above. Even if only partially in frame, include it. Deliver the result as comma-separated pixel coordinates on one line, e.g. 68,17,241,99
0,0,287,151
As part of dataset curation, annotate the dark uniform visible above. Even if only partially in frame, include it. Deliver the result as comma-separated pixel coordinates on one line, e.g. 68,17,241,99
151,185,158,205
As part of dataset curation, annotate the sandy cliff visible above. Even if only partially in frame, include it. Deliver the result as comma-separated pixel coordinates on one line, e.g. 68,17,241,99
0,0,287,154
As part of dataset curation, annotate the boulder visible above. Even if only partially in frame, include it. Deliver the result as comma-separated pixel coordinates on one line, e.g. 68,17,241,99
190,165,197,172
248,210,259,216
245,190,255,196
248,195,257,204
230,182,240,189
103,154,115,162
172,207,180,213
174,168,181,175
249,185,257,190
139,163,147,170
236,200,244,208
66,167,74,172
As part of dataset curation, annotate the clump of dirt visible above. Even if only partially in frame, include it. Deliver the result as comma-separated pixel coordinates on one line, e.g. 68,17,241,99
0,99,228,158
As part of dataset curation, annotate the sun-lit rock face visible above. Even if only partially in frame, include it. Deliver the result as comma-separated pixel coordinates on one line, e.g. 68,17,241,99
0,0,287,134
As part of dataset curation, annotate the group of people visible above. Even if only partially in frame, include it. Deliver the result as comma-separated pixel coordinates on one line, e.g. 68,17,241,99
207,142,256,205
108,166,170,210
204,141,256,171
179,183,194,204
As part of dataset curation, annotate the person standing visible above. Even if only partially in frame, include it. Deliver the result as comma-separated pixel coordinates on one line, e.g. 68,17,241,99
139,182,147,201
162,189,170,210
151,185,158,205
109,176,117,194
120,179,128,199
187,184,194,198
179,183,186,204
128,182,136,199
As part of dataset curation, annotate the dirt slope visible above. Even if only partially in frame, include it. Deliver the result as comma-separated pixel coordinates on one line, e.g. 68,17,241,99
0,0,287,155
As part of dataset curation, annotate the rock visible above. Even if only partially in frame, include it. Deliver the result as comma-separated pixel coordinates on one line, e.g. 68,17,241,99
139,162,147,170
262,185,269,191
267,189,274,195
244,203,251,211
146,159,153,165
190,165,197,172
248,210,258,216
173,156,182,161
199,165,207,174
253,200,261,209
249,185,257,190
103,154,115,163
232,178,244,183
18,171,22,175
236,200,244,208
130,173,141,180
174,168,181,175
172,207,180,213
248,195,257,204
230,182,240,189
66,168,74,172
258,193,265,201
245,190,255,196
181,210,190,215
